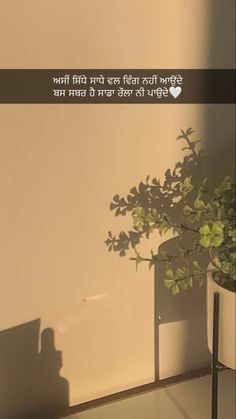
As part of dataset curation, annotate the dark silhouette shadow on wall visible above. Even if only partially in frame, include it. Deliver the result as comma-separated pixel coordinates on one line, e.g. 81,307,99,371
0,319,69,419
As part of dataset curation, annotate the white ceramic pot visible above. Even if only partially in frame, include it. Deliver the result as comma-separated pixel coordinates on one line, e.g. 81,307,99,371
207,268,236,370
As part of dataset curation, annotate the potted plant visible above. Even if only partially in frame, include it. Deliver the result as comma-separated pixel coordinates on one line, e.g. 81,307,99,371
105,128,236,369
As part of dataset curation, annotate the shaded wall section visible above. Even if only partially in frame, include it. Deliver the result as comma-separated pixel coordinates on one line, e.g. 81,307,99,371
0,320,69,418
204,0,235,183
156,0,235,379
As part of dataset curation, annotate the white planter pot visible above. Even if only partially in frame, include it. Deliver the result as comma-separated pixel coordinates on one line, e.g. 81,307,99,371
207,269,236,370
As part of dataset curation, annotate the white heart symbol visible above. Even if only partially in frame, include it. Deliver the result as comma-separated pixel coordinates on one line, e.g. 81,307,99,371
169,86,182,99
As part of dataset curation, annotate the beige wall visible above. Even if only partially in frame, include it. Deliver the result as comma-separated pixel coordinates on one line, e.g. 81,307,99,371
1,0,211,69
0,105,206,406
0,0,234,409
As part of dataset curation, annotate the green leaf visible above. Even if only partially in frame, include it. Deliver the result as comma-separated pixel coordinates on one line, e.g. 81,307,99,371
215,176,233,196
183,205,193,216
179,280,188,290
194,198,205,210
228,229,236,240
199,235,211,248
133,207,146,231
221,261,231,274
146,212,156,226
230,253,236,263
171,284,180,295
199,221,225,248
176,268,185,279
181,176,194,197
187,277,193,287
133,206,145,217
166,269,174,279
199,224,211,235
164,279,175,289
202,178,208,187
211,221,224,236
193,261,201,270
211,235,224,247
152,208,158,217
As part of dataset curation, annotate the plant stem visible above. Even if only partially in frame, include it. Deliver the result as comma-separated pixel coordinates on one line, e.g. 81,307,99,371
173,268,220,283
130,254,178,263
180,223,199,233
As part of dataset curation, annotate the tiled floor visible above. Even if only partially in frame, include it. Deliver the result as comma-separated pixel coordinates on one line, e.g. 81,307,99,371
66,370,235,419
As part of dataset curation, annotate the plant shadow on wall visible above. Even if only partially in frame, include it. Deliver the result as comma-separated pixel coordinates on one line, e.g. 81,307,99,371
0,319,69,419
106,129,236,377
